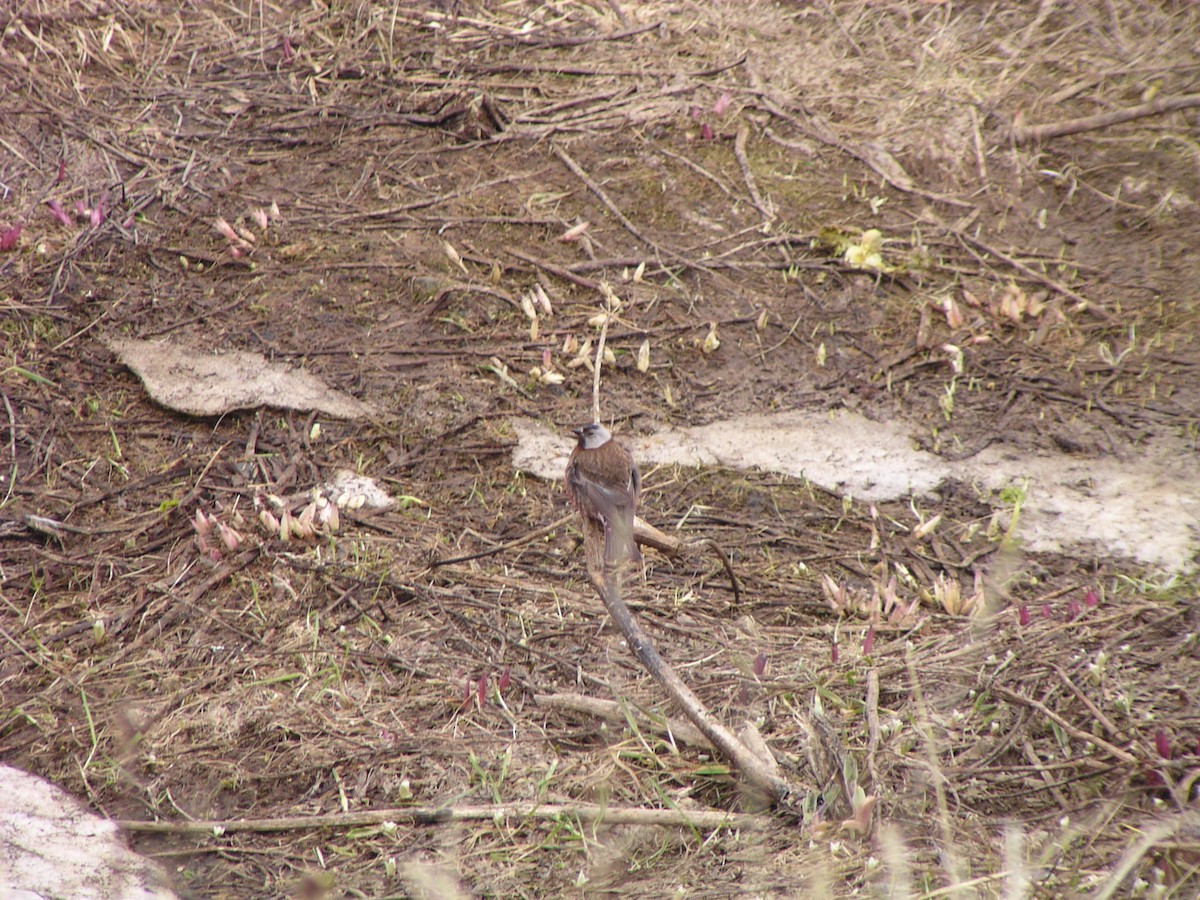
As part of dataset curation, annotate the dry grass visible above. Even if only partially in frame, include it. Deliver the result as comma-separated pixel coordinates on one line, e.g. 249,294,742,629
2,0,1200,896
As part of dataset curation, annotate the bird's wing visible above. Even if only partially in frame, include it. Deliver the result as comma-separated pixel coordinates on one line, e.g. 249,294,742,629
566,463,640,565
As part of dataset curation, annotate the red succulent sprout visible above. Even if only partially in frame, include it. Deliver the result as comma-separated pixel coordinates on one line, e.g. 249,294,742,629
752,651,767,678
47,200,71,226
1155,729,1171,760
0,225,21,251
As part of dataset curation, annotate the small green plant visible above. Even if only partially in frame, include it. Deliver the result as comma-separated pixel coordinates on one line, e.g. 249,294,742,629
468,747,512,803
988,479,1029,542
939,377,957,421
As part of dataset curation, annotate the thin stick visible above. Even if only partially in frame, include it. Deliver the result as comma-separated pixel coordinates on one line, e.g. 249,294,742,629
533,692,707,747
553,144,653,248
587,559,791,807
592,283,615,424
118,803,756,835
733,122,773,225
952,229,1112,322
992,685,1137,764
1011,93,1200,144
865,667,882,791
552,144,699,268
431,515,574,567
604,0,632,28
1,392,16,507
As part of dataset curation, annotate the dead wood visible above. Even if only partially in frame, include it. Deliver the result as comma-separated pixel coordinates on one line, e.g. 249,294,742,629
1011,93,1200,144
120,802,755,835
578,510,794,810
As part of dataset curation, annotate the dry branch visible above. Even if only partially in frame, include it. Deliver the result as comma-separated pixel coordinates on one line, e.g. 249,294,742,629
533,691,708,747
119,803,756,835
577,480,792,807
1011,93,1200,144
575,317,791,807
733,122,774,226
584,545,792,808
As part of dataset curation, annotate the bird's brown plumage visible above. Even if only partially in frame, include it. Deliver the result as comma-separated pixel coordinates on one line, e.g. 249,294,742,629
565,424,641,567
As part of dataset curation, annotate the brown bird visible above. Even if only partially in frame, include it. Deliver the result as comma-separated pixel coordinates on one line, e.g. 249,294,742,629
565,423,641,568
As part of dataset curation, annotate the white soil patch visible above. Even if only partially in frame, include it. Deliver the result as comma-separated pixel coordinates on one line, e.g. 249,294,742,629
512,411,1199,573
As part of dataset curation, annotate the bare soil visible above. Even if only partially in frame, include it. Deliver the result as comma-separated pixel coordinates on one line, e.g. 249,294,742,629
2,1,1199,897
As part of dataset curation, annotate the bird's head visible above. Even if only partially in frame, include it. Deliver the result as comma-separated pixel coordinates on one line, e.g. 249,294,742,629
572,423,613,450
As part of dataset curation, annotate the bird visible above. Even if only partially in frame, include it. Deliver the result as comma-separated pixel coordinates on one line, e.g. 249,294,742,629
564,423,641,569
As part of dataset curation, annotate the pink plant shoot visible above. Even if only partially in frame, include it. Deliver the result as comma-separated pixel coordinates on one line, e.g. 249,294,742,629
1155,729,1171,760
47,200,72,226
752,651,767,678
1018,605,1030,626
0,225,20,251
712,92,732,115
214,217,239,243
1084,588,1099,608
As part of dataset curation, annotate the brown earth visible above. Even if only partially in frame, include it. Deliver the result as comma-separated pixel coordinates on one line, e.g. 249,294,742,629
2,1,1199,897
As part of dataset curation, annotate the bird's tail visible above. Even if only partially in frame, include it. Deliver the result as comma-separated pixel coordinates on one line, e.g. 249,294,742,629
603,513,641,569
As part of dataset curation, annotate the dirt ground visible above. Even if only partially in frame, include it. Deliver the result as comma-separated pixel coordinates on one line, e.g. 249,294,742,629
2,1,1200,897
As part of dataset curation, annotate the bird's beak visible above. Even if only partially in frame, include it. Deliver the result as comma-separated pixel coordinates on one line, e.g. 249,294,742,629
571,426,585,439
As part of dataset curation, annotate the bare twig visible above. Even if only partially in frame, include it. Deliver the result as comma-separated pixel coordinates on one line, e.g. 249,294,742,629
592,285,614,424
533,691,707,747
119,803,756,835
950,228,1113,322
431,515,574,567
1011,93,1200,144
604,0,632,29
750,89,971,208
587,557,792,807
993,685,1138,764
1,391,16,508
506,248,602,290
701,537,742,604
733,122,774,226
865,667,882,791
552,144,697,266
81,547,262,679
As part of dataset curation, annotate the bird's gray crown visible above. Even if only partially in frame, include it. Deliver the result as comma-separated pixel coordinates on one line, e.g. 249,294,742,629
574,423,612,449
